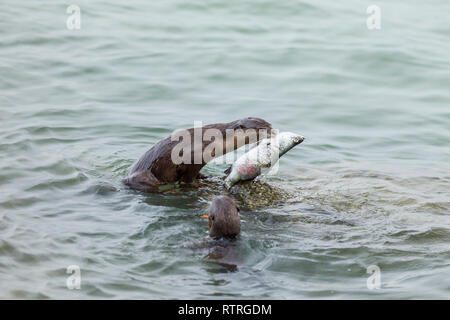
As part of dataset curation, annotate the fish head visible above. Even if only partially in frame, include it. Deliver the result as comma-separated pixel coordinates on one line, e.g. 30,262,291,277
274,132,305,156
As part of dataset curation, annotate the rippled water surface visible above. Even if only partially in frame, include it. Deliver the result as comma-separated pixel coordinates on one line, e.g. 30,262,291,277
1,0,449,299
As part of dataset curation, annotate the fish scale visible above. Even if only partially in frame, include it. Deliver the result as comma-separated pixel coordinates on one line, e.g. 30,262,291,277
224,132,305,189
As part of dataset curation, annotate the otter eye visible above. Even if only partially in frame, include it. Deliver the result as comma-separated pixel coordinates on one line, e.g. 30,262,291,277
210,216,215,221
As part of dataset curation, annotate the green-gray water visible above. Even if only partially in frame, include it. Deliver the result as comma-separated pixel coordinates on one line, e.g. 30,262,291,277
1,0,449,299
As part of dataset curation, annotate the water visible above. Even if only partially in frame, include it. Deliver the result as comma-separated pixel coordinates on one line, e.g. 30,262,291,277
1,0,449,299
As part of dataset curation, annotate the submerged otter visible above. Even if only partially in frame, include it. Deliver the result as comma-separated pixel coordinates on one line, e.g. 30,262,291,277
202,195,241,239
123,117,272,192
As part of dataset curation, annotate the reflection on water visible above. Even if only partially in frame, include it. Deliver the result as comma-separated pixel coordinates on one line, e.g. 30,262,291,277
1,0,449,299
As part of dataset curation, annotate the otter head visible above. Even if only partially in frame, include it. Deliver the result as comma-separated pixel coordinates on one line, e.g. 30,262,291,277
229,117,272,132
224,117,273,152
204,196,240,239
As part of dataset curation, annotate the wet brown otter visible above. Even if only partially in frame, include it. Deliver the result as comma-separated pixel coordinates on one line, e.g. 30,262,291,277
203,195,241,239
123,117,272,192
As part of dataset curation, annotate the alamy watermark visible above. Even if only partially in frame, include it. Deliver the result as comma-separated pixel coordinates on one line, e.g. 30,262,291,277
366,5,381,30
366,265,381,290
66,5,81,30
66,265,81,290
64,5,380,31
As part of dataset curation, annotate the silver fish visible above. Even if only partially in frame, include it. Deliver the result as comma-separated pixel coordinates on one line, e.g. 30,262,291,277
224,132,304,189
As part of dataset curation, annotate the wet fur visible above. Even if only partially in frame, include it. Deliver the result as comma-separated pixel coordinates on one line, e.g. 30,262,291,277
208,196,241,239
123,117,272,191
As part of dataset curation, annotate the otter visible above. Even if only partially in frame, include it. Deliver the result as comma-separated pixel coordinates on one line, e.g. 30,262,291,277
203,195,241,239
123,117,272,192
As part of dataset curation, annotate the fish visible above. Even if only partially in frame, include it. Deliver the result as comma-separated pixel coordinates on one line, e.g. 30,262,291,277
223,132,304,189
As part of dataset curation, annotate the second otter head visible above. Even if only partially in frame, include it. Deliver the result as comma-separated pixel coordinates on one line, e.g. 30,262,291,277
206,196,241,239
